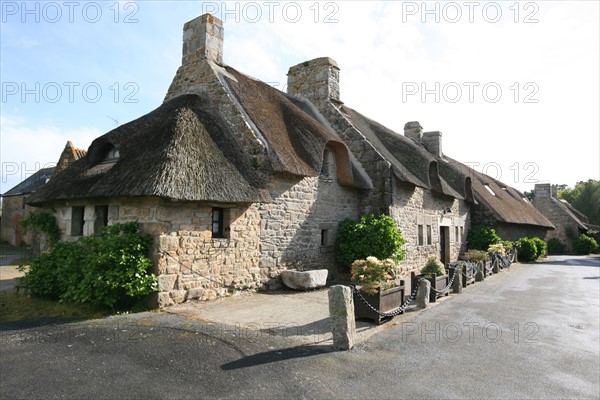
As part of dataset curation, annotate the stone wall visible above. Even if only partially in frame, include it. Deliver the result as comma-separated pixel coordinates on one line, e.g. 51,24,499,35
47,165,361,308
495,222,548,242
390,179,469,292
0,195,36,245
258,173,361,288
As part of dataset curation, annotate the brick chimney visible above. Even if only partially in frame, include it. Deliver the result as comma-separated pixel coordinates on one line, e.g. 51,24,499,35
164,14,224,101
287,57,341,109
404,121,423,140
422,131,443,158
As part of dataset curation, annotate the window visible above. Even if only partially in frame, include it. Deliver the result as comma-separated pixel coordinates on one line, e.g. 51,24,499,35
211,208,225,238
321,229,329,246
418,225,424,246
455,226,459,242
94,205,109,235
71,206,85,236
22,196,27,210
426,225,432,245
320,148,334,178
101,146,120,164
460,226,464,240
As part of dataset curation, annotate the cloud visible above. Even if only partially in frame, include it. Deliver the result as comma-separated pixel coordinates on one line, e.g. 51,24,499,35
0,114,100,193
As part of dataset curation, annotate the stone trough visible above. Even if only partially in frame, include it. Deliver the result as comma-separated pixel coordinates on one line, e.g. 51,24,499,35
281,269,328,290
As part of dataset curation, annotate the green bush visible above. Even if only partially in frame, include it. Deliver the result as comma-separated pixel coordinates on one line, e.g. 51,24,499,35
546,238,567,255
335,214,406,270
531,237,547,259
573,234,599,255
516,237,538,262
467,225,501,251
21,222,158,309
420,257,446,277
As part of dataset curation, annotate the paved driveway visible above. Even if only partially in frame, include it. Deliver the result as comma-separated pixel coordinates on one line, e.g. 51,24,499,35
1,256,598,399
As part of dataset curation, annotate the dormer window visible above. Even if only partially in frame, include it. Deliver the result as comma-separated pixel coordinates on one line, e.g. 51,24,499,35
320,148,335,179
101,146,120,164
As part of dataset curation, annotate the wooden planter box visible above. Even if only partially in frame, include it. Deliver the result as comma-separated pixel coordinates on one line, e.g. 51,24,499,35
353,282,405,325
411,272,449,303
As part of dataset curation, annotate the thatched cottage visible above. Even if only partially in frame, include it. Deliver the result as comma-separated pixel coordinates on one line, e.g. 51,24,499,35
28,14,553,306
1,141,85,245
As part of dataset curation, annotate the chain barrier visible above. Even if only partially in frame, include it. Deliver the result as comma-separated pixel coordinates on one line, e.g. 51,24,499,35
429,265,459,294
352,279,424,318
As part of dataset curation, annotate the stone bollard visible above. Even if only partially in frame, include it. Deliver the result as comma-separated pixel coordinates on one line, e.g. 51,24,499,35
328,285,356,350
452,269,463,294
492,259,500,274
416,279,430,309
475,269,485,282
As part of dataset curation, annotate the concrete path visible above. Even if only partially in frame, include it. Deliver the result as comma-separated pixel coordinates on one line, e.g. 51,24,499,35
0,244,30,291
1,256,598,399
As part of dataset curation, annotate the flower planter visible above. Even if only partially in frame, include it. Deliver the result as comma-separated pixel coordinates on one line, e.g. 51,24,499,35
411,272,449,303
353,282,405,325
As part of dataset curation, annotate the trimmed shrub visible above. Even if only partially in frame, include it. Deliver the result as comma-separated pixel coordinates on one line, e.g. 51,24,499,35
462,249,490,263
21,222,158,309
516,237,538,262
573,234,599,255
335,214,406,270
421,257,446,277
467,225,501,251
547,238,567,255
531,237,547,259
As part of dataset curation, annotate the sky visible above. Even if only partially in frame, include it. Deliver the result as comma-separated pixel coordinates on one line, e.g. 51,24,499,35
1,0,599,195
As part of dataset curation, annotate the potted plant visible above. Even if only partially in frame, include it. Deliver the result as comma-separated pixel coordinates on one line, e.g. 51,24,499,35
411,257,449,302
351,256,405,324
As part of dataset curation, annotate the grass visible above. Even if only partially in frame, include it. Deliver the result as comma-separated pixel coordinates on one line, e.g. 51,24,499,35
0,291,112,323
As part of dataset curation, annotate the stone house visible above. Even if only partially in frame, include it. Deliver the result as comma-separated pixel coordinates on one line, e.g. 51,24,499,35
533,183,598,251
1,141,85,245
286,57,553,268
28,14,553,306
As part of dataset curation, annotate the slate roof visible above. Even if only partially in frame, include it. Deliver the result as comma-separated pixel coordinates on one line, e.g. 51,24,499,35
2,167,54,197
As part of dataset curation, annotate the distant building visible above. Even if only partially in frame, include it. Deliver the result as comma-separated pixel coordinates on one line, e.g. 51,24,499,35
533,183,599,251
1,141,85,245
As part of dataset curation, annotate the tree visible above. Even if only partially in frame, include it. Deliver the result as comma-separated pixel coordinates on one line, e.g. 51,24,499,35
558,180,600,225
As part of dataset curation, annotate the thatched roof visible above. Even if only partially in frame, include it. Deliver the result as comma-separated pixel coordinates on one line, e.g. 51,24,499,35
444,157,553,228
556,198,589,230
223,68,372,190
28,94,272,205
29,69,372,206
340,106,463,199
2,167,54,197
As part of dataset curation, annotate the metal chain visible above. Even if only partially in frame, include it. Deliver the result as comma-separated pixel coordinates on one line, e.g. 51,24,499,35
429,266,458,294
351,279,423,317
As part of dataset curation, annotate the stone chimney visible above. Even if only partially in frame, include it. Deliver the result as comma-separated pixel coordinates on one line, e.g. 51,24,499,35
164,14,224,101
287,57,341,109
422,131,443,158
182,13,223,64
534,183,552,199
404,121,423,139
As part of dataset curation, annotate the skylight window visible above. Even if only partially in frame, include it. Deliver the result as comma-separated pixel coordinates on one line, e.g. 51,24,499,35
484,184,496,196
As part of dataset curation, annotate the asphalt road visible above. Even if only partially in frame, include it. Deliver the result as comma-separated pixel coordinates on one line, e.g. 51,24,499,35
1,256,598,399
